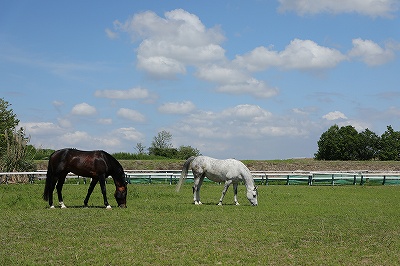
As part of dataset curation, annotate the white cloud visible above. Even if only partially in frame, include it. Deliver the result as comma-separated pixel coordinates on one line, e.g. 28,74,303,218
322,111,348,120
217,78,279,98
105,28,118,39
196,65,279,98
158,101,196,114
174,104,309,140
113,9,225,78
234,39,347,71
196,64,248,84
71,103,97,116
221,104,272,121
277,0,399,18
97,118,113,125
348,38,396,66
58,131,122,149
20,122,64,135
95,87,150,100
117,108,145,122
113,127,144,141
52,100,64,107
59,131,91,145
137,55,186,78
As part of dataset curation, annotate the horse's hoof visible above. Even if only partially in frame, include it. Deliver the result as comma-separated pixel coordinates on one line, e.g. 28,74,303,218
217,202,222,206
235,202,240,206
106,205,112,209
49,205,55,209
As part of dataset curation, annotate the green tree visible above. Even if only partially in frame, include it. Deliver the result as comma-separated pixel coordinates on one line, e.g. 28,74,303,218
378,125,400,160
148,130,173,157
0,98,35,172
134,142,146,154
0,98,20,156
315,125,340,160
176,145,201,160
315,125,360,160
148,131,201,159
357,128,379,160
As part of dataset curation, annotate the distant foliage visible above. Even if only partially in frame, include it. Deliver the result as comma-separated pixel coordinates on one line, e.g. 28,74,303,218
0,98,36,173
147,131,201,160
0,128,36,173
315,124,400,161
111,152,165,160
378,125,400,160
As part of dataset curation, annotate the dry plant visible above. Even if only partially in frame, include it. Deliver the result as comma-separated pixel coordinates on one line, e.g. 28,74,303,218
0,129,36,183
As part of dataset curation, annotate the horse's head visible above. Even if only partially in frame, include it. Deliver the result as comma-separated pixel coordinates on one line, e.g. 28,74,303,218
246,186,258,206
114,184,127,208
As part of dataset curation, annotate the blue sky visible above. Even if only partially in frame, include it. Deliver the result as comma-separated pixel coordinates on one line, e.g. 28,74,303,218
1,0,399,159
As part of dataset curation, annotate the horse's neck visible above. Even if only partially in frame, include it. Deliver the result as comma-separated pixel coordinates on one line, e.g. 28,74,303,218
243,175,255,191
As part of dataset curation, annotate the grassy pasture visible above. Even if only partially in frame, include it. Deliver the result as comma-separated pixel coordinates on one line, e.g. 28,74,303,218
1,183,400,265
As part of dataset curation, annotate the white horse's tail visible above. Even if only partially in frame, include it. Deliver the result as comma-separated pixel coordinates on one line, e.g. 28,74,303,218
176,156,196,192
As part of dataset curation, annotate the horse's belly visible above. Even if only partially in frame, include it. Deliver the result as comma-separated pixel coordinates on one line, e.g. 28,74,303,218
205,172,240,183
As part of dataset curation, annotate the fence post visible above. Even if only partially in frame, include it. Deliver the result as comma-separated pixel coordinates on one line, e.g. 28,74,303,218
331,174,335,186
353,175,357,185
286,175,290,185
382,175,386,185
360,175,364,185
308,175,312,186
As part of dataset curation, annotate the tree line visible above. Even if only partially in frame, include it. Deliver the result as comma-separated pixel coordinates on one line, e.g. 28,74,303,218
315,124,400,161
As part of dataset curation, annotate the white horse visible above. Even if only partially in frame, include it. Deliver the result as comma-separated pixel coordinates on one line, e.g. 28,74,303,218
176,156,258,206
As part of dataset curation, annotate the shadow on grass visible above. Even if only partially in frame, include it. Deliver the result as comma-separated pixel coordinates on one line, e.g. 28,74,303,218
45,205,110,209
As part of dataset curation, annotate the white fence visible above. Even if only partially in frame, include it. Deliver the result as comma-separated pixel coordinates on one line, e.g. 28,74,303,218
1,170,400,185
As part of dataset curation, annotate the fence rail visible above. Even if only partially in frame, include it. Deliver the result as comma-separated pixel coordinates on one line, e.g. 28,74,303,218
1,170,400,186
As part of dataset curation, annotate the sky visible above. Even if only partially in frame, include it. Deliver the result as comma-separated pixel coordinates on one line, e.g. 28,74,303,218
1,0,399,160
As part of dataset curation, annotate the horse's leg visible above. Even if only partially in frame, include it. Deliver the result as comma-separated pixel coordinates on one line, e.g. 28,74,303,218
56,175,67,208
218,180,232,206
192,174,204,205
84,178,98,207
48,179,57,208
98,176,111,209
233,182,239,205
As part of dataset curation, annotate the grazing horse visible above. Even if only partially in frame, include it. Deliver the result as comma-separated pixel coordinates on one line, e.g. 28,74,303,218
177,156,258,206
43,148,127,209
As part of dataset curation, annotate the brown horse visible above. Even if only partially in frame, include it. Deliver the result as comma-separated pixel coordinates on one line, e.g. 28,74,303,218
43,148,127,209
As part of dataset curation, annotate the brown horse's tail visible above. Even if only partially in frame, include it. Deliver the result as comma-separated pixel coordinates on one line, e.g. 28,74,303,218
43,167,52,201
176,156,196,192
43,152,56,201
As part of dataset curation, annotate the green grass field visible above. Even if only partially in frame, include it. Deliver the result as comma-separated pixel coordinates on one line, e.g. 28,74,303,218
1,183,400,265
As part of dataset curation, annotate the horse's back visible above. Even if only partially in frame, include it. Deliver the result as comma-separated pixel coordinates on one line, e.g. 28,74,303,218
48,148,112,177
192,156,250,181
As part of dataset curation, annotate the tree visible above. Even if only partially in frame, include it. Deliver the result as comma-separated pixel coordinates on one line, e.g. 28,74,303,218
134,142,146,154
0,98,20,156
148,130,201,159
151,130,173,149
315,125,341,160
148,130,173,156
357,128,379,160
378,125,400,160
315,125,359,160
176,145,201,160
0,98,35,172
